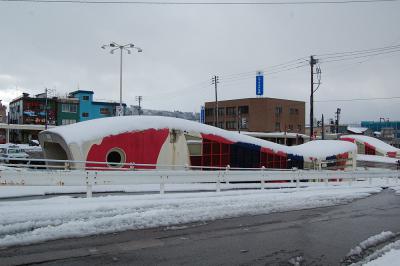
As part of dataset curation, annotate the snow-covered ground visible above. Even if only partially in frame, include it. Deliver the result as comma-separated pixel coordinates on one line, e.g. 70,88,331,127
362,247,400,266
0,185,383,248
345,231,400,266
347,231,395,258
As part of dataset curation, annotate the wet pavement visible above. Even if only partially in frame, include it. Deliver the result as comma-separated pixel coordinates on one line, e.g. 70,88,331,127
1,189,400,266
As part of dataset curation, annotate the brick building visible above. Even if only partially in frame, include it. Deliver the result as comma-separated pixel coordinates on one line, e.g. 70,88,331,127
204,97,305,134
0,100,6,123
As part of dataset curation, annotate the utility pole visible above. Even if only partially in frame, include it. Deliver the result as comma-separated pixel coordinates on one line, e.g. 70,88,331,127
321,114,325,140
211,75,219,127
44,88,48,130
135,96,143,115
237,108,242,133
335,108,341,137
309,55,319,139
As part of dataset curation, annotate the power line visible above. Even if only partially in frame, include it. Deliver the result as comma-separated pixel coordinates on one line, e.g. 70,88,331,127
318,48,400,64
219,62,309,84
314,96,400,103
219,57,308,79
1,0,399,4
137,43,400,102
316,43,400,58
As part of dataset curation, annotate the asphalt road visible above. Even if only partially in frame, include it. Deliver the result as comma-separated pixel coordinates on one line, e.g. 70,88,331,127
1,189,400,266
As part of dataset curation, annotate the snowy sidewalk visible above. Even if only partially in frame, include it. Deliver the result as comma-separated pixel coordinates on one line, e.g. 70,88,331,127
0,185,384,248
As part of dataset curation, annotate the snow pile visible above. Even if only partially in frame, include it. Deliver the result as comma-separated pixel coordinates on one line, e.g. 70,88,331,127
347,231,395,257
0,186,381,247
390,186,400,195
44,116,356,160
351,239,400,266
362,245,400,266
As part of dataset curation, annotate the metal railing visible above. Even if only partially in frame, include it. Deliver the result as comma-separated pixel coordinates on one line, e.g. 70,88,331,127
0,158,399,198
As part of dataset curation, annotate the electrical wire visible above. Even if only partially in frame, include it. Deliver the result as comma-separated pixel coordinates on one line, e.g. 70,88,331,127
1,0,399,4
316,43,400,59
219,62,309,84
219,57,308,79
314,96,400,103
318,48,400,64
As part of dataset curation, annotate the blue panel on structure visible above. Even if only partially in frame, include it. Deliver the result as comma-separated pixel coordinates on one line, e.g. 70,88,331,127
230,142,261,168
326,155,337,168
287,154,304,170
200,106,205,124
256,75,264,96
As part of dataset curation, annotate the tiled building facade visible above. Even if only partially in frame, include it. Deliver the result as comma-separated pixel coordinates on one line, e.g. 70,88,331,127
205,97,305,134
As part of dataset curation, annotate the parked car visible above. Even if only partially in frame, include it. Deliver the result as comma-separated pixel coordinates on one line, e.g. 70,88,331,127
0,145,30,163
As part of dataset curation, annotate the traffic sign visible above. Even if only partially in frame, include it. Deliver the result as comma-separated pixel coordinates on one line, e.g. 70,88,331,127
256,72,264,96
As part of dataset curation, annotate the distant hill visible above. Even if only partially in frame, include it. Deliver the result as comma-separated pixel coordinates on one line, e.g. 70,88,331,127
126,106,200,121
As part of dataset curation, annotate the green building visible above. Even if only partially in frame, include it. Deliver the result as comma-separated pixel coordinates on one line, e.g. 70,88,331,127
56,98,80,126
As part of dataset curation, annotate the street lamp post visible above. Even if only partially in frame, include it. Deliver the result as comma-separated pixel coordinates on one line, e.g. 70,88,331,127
102,42,142,116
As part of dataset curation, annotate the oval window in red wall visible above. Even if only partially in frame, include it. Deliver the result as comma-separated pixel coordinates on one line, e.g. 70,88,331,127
106,148,126,168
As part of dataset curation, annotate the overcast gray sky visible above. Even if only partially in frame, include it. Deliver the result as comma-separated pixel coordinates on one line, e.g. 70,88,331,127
0,0,399,124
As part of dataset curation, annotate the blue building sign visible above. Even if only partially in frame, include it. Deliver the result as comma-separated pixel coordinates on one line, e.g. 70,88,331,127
256,71,264,96
200,106,205,123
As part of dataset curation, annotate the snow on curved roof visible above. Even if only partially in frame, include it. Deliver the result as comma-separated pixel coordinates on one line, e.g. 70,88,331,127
357,154,399,164
341,134,400,153
242,131,309,139
347,126,368,134
289,140,356,159
45,116,356,159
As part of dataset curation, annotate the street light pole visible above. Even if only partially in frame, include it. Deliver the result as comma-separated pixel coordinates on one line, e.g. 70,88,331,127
119,47,123,116
102,42,142,116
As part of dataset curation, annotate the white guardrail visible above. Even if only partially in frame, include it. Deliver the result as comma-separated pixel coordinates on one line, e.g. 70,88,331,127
0,158,399,198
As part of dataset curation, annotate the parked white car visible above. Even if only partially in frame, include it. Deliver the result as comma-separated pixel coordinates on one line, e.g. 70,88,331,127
0,145,30,163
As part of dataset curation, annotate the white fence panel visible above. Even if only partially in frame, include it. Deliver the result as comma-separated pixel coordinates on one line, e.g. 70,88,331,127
1,159,399,198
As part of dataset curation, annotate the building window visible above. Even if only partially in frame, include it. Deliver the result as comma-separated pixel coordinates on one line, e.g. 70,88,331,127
217,121,224,129
288,124,293,131
239,117,248,129
106,148,126,168
100,108,110,115
226,107,236,116
275,106,283,116
298,125,302,131
62,119,76,125
82,95,89,101
238,106,249,114
218,107,224,116
185,135,202,156
205,108,214,117
290,108,299,115
275,122,281,131
61,104,77,113
226,121,236,129
82,112,89,117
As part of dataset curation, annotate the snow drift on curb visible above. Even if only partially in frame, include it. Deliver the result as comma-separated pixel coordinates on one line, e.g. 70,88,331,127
0,186,381,248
